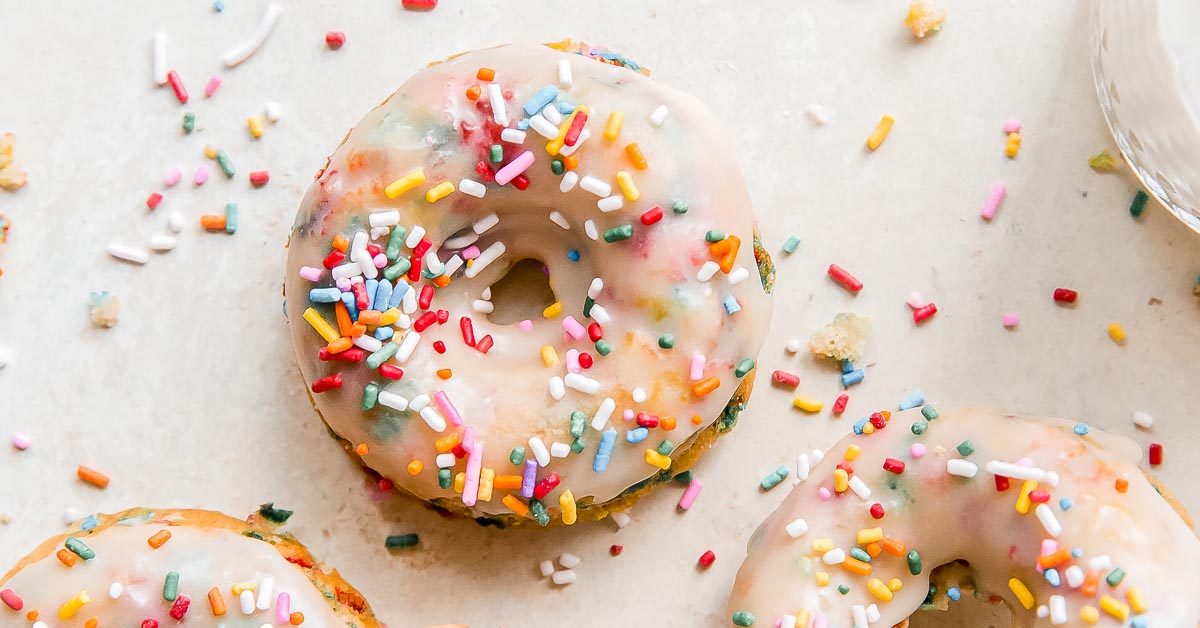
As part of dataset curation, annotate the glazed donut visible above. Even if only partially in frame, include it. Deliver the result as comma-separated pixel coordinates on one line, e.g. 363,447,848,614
285,41,773,525
0,507,378,627
726,409,1200,627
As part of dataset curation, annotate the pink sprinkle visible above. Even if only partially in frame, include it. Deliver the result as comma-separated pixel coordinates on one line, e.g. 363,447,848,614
462,433,483,506
518,319,533,331
813,616,829,628
494,150,535,186
980,182,1006,220
193,166,210,186
12,432,31,450
818,487,832,501
622,408,635,421
910,443,926,459
906,292,926,309
1002,312,1020,328
565,349,581,373
299,266,323,281
164,167,183,187
204,73,223,98
1037,539,1057,573
335,277,351,291
275,593,291,624
433,391,463,427
678,478,703,510
1003,118,1022,134
462,245,481,260
562,316,586,340
689,353,705,381
1016,457,1035,467
373,253,387,269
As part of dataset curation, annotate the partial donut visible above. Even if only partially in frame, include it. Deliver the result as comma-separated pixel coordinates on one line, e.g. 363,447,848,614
0,507,378,627
285,41,773,525
726,408,1200,627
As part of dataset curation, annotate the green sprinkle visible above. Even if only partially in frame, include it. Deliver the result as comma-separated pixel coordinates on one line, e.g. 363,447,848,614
731,611,756,626
1129,190,1149,218
64,537,95,560
438,468,452,488
361,383,379,410
385,226,407,262
674,470,694,483
583,296,595,318
182,111,195,133
489,144,504,163
162,570,180,601
760,465,789,491
907,549,923,575
656,440,674,456
837,584,850,595
921,405,939,420
366,342,399,369
509,447,525,465
658,334,675,349
258,503,294,523
224,202,238,234
569,411,586,438
385,533,419,550
671,200,689,215
383,258,412,281
529,499,550,526
570,437,585,454
595,339,612,356
550,159,564,175
956,440,976,457
216,149,235,178
1106,567,1126,587
911,420,929,435
734,358,756,378
782,235,801,254
849,547,872,563
603,224,633,243
705,229,725,243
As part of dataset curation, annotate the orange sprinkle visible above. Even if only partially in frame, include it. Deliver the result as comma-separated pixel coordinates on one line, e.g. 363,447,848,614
331,235,349,252
432,275,452,288
85,619,98,628
56,548,77,567
494,475,523,490
692,376,720,397
562,153,580,171
326,337,353,354
26,611,38,622
881,537,906,557
866,542,882,558
1038,548,1071,569
709,238,732,257
290,611,305,625
77,465,110,489
691,415,703,425
502,494,530,517
625,143,648,169
880,410,892,421
347,152,367,171
199,215,226,230
357,310,382,326
356,442,369,456
465,85,482,101
1115,477,1129,493
1082,571,1101,597
348,323,367,338
660,416,677,431
434,433,461,453
841,557,873,576
436,368,453,379
406,460,423,475
334,301,352,337
147,529,172,549
208,587,227,616
476,67,495,81
719,236,741,273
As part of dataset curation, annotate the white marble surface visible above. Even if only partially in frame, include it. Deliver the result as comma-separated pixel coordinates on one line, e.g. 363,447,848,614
1,1,1198,627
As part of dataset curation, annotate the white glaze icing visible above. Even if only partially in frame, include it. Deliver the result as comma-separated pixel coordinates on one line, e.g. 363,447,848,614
726,409,1200,627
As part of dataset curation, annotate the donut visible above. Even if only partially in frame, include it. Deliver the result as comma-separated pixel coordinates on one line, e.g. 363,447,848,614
0,507,378,627
284,40,773,525
725,408,1200,627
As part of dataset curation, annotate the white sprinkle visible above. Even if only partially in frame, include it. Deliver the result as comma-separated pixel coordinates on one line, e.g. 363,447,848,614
444,232,479,249
542,103,564,125
1133,410,1155,429
697,261,720,282
866,604,880,624
152,32,168,86
32,623,48,628
148,235,177,251
369,210,400,228
795,453,810,483
539,559,555,577
1065,565,1085,588
557,59,573,88
264,101,283,122
472,300,494,313
804,104,829,126
584,219,599,240
222,3,283,68
822,548,846,565
401,285,417,314
63,507,84,525
529,114,559,139
590,304,611,324
464,242,506,279
529,436,551,466
550,441,570,458
551,570,576,585
256,577,274,610
377,391,409,411
1035,503,1062,537
848,475,872,500
352,334,382,353
785,338,802,353
549,376,566,400
591,397,616,430
420,406,446,432
481,287,492,300
906,292,926,309
648,104,669,127
1038,604,1050,619
408,394,430,412
726,267,750,285
597,195,624,212
166,211,184,233
785,518,808,539
985,460,1046,482
579,176,611,197
405,225,426,248
558,129,590,156
332,262,362,281
549,211,570,229
564,373,600,394
107,242,149,265
851,605,868,628
1087,555,1112,571
559,171,579,193
947,459,978,478
1049,595,1067,624
559,552,581,568
423,249,444,277
395,330,421,362
631,387,647,403
396,313,412,329
472,213,500,235
487,83,507,126
588,278,604,299
239,589,255,615
370,226,390,240
459,179,486,198
609,511,631,528
435,453,455,468
781,615,797,628
108,582,123,599
501,128,527,144
443,254,464,277
810,449,825,464
1044,471,1060,488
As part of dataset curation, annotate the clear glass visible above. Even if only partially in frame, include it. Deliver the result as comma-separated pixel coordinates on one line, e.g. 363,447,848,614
1091,0,1200,233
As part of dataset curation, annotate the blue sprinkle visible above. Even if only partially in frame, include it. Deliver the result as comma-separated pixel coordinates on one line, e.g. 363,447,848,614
375,280,392,311
309,287,341,303
1044,568,1061,587
1071,548,1083,558
852,417,869,435
841,369,865,388
213,0,224,11
1073,422,1090,435
340,291,359,321
365,279,379,310
946,587,961,601
374,326,394,341
593,429,617,473
556,101,576,115
517,118,531,131
898,390,926,411
723,295,742,314
1131,616,1148,628
1059,497,1074,511
80,515,99,531
522,85,559,117
567,249,580,261
840,360,856,374
626,427,649,444
388,281,409,310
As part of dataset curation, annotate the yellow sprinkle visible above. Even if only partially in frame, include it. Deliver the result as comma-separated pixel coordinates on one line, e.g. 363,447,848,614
1005,131,1021,158
380,307,401,326
624,143,648,169
834,468,849,493
58,590,90,620
384,169,426,199
862,423,875,434
1080,606,1100,624
815,571,830,587
546,106,588,156
204,144,218,159
887,578,904,592
1088,150,1120,172
425,181,455,203
811,538,835,553
603,111,624,140
796,611,811,628
1015,479,1037,514
302,307,340,343
231,582,255,595
844,444,862,461
478,468,495,502
645,449,671,470
856,527,883,544
1107,322,1126,343
543,302,563,318
1008,577,1035,610
867,578,893,602
1126,588,1147,614
433,433,461,453
793,396,824,413
615,171,640,201
502,494,530,518
866,114,895,150
560,489,577,525
406,460,423,475
1100,595,1130,621
540,345,559,367
453,472,465,493
247,115,264,139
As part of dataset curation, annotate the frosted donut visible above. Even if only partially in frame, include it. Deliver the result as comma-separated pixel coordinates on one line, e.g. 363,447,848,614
284,41,773,525
726,408,1200,628
0,507,378,627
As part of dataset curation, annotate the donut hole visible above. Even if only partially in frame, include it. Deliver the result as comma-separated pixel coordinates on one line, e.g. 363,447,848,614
485,257,557,325
908,560,1013,628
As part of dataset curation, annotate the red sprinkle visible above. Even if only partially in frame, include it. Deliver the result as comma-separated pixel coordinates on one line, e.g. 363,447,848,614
432,340,446,354
378,363,404,380
367,243,382,258
587,322,603,341
476,335,494,354
869,503,885,519
436,309,449,324
325,31,346,49
994,475,1011,492
882,458,905,474
142,621,159,628
169,595,191,620
578,352,593,369
512,173,530,190
1029,489,1051,503
0,589,23,611
533,473,561,500
564,111,589,146
406,255,422,282
413,238,433,258
319,347,364,362
635,412,659,428
249,170,270,187
311,374,343,393
475,160,495,182
832,393,850,416
413,311,438,332
1149,443,1163,466
379,478,394,491
419,284,435,309
912,303,938,324
610,544,623,556
698,550,716,568
639,205,663,225
770,369,800,388
322,250,345,270
351,281,369,310
401,0,437,9
460,317,476,347
869,412,887,430
835,461,855,476
146,192,163,210
1053,288,1078,304
452,443,468,458
827,264,863,293
166,70,188,104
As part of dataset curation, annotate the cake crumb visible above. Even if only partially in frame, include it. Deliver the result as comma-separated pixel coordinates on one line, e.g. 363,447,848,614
905,1,946,38
89,291,121,328
0,133,28,192
809,312,871,362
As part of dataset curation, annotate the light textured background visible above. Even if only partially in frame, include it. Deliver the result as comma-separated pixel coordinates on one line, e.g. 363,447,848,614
2,1,1198,627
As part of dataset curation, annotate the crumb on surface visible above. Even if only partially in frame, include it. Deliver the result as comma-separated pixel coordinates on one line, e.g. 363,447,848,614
809,312,871,362
89,291,120,328
0,133,28,192
1088,150,1121,172
905,1,945,38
